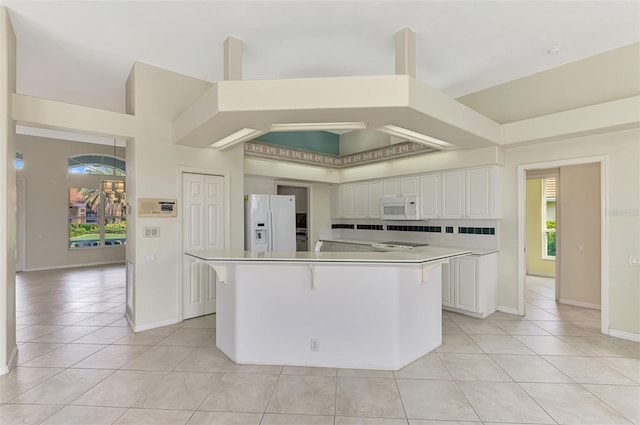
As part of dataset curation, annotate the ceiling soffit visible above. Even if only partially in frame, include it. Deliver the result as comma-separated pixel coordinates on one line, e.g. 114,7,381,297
172,75,502,151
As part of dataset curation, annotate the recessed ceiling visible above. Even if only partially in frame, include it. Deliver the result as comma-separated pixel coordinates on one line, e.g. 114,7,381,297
3,0,639,116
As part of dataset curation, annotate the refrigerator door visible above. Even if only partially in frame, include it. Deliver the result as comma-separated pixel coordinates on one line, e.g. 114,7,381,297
269,195,296,252
245,194,270,252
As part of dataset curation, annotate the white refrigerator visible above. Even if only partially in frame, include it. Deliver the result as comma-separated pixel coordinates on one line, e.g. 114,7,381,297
244,194,296,252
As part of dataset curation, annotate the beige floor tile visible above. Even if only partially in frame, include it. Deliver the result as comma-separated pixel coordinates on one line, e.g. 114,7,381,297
186,411,262,425
337,418,409,425
174,346,237,373
23,343,107,367
281,366,337,376
114,327,178,345
338,368,395,378
74,313,124,327
435,334,483,354
16,325,65,342
32,325,102,343
559,336,637,357
73,344,151,369
200,373,278,413
609,337,640,357
396,379,478,421
0,403,63,425
181,314,216,328
0,367,64,403
158,328,216,347
107,317,130,327
490,354,571,383
531,320,598,336
73,326,133,344
136,371,223,410
336,376,404,418
521,382,632,424
393,352,451,380
448,318,507,335
522,305,561,321
596,357,640,383
267,375,336,415
261,413,335,424
458,381,554,423
469,334,535,354
513,335,585,355
122,345,195,371
583,384,640,424
543,355,636,384
492,320,550,336
14,342,65,365
46,312,99,326
442,319,464,334
11,368,113,404
199,335,217,347
439,353,511,382
72,370,166,407
74,302,122,313
41,405,127,425
113,408,193,425
408,421,480,425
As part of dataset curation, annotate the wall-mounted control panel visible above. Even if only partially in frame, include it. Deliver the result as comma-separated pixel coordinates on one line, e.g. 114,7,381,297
138,199,177,217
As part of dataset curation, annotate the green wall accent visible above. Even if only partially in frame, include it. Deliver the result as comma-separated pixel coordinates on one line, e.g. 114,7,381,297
255,131,340,156
526,179,556,277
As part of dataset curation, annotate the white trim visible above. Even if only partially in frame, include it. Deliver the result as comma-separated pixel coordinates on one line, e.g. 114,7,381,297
275,180,313,250
16,178,26,272
608,328,640,343
559,299,601,310
25,260,125,272
130,317,180,333
0,345,18,376
517,155,609,335
496,305,520,315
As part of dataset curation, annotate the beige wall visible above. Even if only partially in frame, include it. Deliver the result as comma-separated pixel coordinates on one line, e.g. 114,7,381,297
0,5,17,373
558,163,601,307
126,62,246,329
501,129,639,335
339,130,393,156
526,179,556,277
16,135,126,270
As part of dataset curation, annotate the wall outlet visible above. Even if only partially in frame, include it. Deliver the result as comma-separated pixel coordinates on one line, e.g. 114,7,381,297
630,255,640,266
310,338,320,352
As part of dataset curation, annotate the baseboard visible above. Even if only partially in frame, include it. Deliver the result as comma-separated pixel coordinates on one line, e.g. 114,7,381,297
130,317,180,333
497,305,520,315
559,298,601,310
609,328,640,342
25,261,125,272
0,345,19,376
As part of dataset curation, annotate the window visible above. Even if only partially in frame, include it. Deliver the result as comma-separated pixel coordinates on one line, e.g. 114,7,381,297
15,152,24,170
68,153,126,249
543,177,556,259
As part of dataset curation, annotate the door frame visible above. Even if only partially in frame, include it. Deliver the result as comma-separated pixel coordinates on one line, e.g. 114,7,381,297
177,167,230,322
275,180,312,248
517,155,608,334
16,178,26,272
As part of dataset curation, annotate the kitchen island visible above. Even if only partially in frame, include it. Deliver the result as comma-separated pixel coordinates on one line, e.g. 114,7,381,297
187,247,470,370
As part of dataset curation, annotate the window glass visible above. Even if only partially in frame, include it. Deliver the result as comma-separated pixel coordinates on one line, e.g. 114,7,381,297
69,183,126,249
68,154,125,176
543,178,556,259
15,152,24,170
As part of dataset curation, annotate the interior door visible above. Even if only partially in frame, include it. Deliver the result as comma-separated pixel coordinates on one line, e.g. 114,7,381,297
182,173,224,320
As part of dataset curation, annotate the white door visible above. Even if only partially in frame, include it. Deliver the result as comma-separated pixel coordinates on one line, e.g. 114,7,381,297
182,173,224,320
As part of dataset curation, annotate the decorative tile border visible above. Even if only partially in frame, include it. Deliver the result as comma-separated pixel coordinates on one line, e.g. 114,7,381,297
245,141,434,168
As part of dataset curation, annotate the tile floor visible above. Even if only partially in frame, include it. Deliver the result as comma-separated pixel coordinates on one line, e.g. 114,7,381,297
1,266,639,424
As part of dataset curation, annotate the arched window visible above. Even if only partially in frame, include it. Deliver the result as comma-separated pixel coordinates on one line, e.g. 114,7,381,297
15,152,24,170
68,154,126,176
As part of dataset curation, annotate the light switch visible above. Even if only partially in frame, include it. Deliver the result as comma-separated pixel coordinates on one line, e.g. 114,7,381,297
143,227,160,238
144,253,156,263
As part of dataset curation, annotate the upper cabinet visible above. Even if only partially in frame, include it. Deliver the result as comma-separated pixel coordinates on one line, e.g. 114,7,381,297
367,180,383,219
383,176,420,198
466,166,501,219
420,173,441,219
331,184,343,218
441,170,466,218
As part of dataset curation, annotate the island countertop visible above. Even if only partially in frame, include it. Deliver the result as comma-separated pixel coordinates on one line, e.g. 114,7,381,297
186,245,471,264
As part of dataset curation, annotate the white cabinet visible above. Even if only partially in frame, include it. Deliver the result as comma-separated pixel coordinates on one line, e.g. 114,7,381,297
441,170,465,218
341,183,356,218
466,166,500,219
367,180,383,218
331,184,342,218
383,176,420,197
355,182,369,218
442,253,497,318
420,173,441,219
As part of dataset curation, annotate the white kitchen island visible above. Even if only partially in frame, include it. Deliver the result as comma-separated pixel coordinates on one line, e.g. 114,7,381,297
186,247,470,370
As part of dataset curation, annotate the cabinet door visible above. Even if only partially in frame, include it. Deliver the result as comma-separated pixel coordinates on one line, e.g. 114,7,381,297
341,184,356,218
454,256,479,313
441,261,454,308
383,179,400,198
441,170,465,218
466,167,494,218
331,184,343,218
355,182,369,218
400,176,420,196
420,173,441,218
368,180,383,218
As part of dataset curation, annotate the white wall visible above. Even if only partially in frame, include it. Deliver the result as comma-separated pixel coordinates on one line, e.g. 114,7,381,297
501,129,639,335
16,135,126,270
0,5,17,373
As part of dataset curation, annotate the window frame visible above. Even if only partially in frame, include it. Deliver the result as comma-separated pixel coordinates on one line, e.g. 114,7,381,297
542,178,556,260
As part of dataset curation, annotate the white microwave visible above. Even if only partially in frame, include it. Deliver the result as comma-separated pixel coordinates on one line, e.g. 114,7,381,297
380,196,420,220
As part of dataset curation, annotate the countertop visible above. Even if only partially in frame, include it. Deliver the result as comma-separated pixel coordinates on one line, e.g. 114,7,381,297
318,238,498,256
186,246,471,264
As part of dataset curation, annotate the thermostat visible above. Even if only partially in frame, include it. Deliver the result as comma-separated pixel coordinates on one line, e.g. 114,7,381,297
138,199,177,217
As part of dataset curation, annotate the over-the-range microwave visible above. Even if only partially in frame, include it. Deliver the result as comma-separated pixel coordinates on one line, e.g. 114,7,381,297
380,196,420,220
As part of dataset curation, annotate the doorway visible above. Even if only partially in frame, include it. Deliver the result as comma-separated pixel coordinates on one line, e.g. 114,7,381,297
276,182,310,252
518,157,607,333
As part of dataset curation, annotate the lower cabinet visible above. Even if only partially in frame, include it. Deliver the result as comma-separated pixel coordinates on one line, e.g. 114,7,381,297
442,253,497,318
